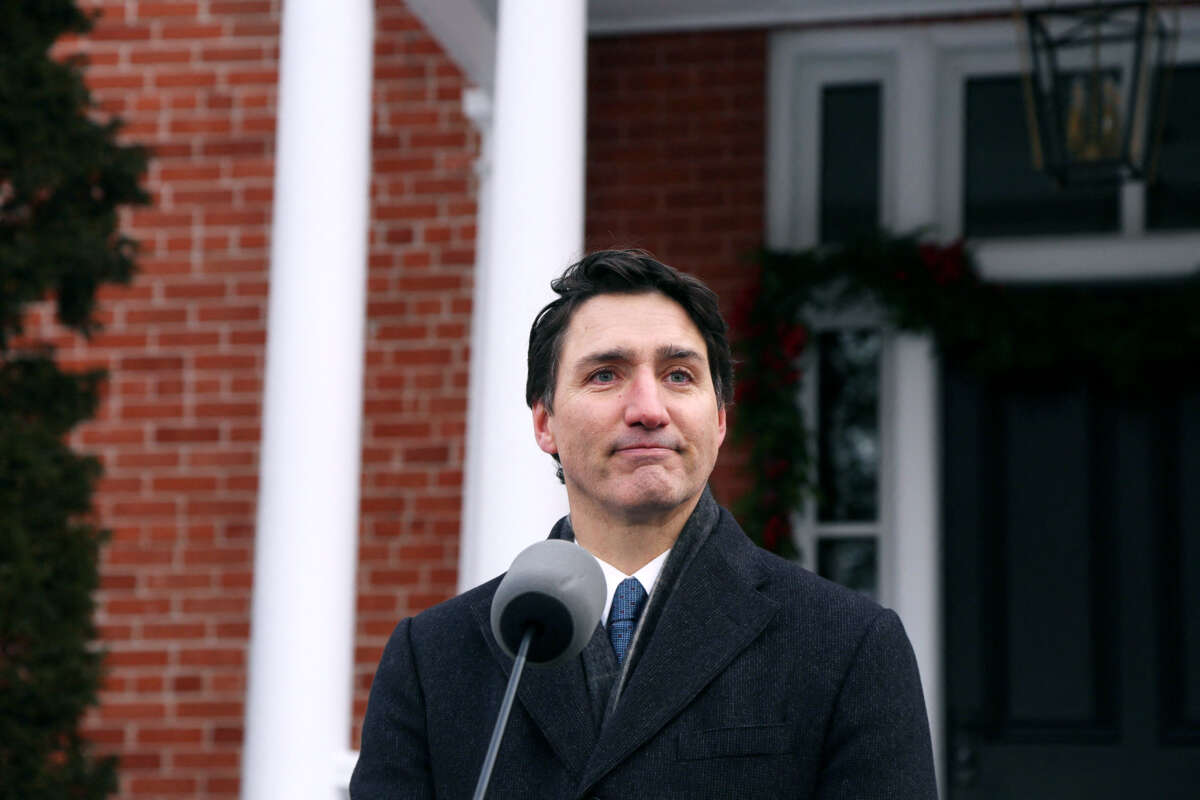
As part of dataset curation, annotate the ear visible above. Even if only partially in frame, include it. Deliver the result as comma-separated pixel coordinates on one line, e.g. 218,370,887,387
715,403,727,448
532,400,558,455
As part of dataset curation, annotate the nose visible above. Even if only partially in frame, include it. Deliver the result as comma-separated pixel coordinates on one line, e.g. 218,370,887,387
622,368,669,429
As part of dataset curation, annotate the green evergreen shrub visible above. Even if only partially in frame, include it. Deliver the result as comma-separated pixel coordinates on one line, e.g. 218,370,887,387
0,1,148,795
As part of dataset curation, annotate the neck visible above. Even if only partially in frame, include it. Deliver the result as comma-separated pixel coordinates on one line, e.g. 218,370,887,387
567,492,703,575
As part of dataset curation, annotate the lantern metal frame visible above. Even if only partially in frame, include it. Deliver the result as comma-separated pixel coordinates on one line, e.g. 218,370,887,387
1017,1,1180,185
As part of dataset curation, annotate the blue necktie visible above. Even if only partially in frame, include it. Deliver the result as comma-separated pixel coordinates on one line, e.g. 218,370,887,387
607,577,648,665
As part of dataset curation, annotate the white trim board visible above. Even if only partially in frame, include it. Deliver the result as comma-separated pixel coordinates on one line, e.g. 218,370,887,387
977,234,1200,282
590,0,1022,36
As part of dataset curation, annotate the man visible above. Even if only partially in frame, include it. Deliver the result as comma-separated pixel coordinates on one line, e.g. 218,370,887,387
351,250,937,799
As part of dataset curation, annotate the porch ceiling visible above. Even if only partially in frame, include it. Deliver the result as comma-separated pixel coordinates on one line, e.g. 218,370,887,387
476,0,1018,34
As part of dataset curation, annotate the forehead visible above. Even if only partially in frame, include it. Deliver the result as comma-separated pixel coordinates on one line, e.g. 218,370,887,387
559,292,706,362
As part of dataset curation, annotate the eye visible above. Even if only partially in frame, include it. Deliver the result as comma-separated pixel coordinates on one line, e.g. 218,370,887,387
590,368,617,384
666,369,693,384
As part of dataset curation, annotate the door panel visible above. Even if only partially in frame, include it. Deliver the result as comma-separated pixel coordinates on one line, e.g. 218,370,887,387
1000,389,1110,728
943,366,1200,798
1165,390,1200,742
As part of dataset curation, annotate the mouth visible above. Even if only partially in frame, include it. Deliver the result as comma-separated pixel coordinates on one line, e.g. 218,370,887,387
613,442,678,457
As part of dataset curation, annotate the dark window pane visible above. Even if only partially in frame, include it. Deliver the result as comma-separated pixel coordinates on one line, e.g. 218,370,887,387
817,329,880,522
817,536,878,599
821,83,880,243
965,75,1119,237
1148,64,1200,230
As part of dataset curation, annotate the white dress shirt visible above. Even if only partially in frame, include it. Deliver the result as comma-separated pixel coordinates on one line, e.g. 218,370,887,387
583,547,671,628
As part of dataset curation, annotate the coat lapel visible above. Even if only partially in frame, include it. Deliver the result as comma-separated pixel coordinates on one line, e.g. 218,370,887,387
577,523,778,790
469,592,598,781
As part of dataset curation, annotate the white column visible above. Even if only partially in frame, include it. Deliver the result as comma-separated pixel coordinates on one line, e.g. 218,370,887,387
889,334,942,788
459,87,498,592
240,1,374,798
890,31,944,795
457,0,586,591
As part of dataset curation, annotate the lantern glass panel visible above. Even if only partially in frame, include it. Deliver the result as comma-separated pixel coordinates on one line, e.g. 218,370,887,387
1026,4,1173,183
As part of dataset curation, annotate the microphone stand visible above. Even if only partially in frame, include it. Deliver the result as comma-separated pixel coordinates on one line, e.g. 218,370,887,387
471,625,535,800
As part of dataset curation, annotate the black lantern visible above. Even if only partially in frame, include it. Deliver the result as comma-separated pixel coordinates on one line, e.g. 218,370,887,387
1018,1,1179,185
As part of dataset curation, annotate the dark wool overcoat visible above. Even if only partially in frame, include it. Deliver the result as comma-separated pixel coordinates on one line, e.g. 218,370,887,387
351,495,937,799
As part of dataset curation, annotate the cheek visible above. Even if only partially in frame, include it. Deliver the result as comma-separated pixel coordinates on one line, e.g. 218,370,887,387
557,414,593,452
689,406,723,442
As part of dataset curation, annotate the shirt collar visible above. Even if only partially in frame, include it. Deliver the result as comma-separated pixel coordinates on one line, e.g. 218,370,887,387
588,548,671,627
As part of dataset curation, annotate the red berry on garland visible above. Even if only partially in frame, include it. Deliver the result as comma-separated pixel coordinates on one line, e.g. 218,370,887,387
919,240,968,285
940,240,967,283
781,325,809,358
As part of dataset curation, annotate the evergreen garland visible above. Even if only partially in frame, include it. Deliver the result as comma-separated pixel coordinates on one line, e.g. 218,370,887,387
731,232,1200,557
0,1,147,796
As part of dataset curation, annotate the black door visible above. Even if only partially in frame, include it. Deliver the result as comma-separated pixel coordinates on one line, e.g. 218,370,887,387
943,365,1200,799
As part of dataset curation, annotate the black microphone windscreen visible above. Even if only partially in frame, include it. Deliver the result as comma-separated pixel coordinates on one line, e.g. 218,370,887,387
489,540,605,667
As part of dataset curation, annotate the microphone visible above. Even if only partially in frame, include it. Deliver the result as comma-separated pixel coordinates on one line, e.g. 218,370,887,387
490,539,606,666
473,540,605,800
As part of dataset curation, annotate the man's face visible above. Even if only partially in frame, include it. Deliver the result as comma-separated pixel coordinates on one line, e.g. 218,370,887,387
532,292,726,522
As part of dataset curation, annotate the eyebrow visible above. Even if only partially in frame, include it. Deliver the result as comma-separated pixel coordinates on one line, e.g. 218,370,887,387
574,345,704,369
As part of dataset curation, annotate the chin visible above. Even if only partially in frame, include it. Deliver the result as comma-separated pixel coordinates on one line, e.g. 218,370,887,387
564,464,703,520
608,480,696,520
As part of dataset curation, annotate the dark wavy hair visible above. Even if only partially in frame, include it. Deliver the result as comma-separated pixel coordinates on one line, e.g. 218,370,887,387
526,249,734,413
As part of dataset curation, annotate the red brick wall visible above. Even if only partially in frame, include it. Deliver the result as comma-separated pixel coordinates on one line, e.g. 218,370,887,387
39,1,477,795
586,30,767,504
